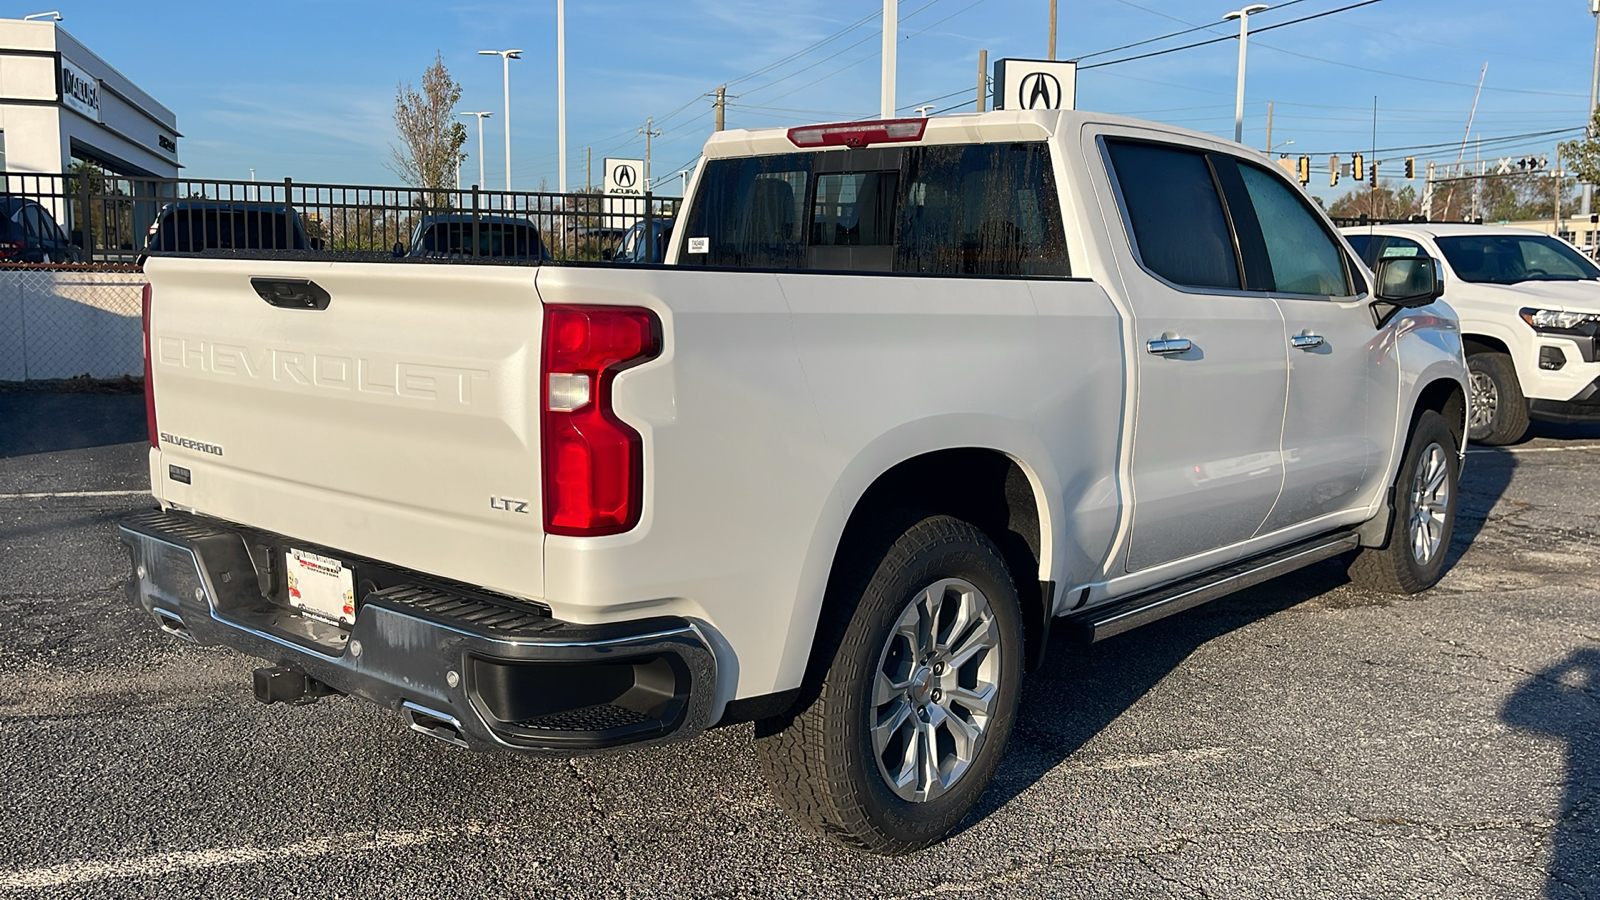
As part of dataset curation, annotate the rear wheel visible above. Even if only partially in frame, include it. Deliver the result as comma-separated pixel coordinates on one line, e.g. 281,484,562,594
1466,352,1529,445
1348,409,1459,593
755,514,1023,855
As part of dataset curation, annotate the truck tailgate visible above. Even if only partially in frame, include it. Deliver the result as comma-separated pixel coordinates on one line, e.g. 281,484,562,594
144,257,546,599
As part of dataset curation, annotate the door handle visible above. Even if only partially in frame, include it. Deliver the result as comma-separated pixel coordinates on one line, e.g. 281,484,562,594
1146,337,1192,356
1291,332,1325,350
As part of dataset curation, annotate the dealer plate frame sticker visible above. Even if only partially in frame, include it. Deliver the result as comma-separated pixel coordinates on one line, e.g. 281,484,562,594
285,548,356,626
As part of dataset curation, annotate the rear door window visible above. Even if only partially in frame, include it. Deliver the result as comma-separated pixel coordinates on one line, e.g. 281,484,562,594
1104,139,1240,290
896,142,1069,277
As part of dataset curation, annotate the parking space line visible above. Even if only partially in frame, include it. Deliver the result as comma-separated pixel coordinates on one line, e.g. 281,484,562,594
0,489,149,500
0,825,492,889
1466,443,1600,455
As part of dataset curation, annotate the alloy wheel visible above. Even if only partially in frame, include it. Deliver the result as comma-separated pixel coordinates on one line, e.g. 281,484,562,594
1408,441,1451,565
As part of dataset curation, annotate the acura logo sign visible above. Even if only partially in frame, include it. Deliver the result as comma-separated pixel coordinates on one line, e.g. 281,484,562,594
612,164,637,188
1018,72,1063,110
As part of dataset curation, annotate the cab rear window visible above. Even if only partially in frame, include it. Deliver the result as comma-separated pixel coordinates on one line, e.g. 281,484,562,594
679,143,1070,277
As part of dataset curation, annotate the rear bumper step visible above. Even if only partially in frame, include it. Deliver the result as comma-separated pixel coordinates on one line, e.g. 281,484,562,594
117,509,719,754
1070,531,1360,643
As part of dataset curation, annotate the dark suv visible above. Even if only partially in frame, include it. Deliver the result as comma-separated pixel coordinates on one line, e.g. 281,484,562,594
0,196,82,263
145,202,314,253
402,213,550,260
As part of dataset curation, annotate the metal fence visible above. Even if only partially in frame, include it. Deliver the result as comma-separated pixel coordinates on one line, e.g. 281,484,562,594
4,172,681,265
0,264,144,382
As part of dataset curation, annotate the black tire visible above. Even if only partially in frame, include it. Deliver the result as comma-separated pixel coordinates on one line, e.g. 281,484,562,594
1466,352,1529,445
1348,409,1459,594
755,513,1024,855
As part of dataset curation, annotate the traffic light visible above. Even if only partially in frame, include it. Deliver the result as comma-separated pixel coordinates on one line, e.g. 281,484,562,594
1405,157,1415,180
1329,155,1340,187
1369,160,1378,189
1297,156,1310,185
1352,154,1364,182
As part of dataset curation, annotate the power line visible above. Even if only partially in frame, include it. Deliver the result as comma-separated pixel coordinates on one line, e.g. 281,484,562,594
1080,0,1386,71
1293,125,1584,157
1076,0,1311,61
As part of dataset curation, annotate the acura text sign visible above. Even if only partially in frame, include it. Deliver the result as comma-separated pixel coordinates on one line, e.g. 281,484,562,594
59,57,102,122
603,158,645,230
991,59,1077,112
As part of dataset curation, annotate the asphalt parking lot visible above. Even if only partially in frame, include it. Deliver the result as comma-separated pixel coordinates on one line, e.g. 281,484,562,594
0,392,1596,899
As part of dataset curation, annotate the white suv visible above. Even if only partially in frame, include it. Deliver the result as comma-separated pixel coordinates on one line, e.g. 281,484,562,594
1344,224,1600,444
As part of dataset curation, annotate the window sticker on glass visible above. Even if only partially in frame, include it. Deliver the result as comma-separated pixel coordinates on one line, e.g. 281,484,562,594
687,237,709,254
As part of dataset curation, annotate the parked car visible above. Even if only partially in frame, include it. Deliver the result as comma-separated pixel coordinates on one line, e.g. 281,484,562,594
1344,223,1600,444
145,202,315,254
401,213,550,261
604,216,674,264
128,110,1466,854
0,196,82,263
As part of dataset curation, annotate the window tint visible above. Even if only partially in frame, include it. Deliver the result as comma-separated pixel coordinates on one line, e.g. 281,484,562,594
1236,163,1351,296
681,153,810,268
1105,139,1239,290
680,143,1068,277
1435,234,1600,284
896,143,1069,277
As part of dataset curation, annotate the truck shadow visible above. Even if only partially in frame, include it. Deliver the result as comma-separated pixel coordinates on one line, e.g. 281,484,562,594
0,392,146,458
965,442,1523,836
1499,648,1600,900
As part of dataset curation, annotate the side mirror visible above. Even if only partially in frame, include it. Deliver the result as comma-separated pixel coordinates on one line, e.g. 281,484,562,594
392,241,406,257
1371,256,1444,327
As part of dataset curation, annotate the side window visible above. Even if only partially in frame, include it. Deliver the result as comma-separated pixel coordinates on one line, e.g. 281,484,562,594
1343,233,1375,266
21,206,44,242
1104,139,1239,290
896,142,1069,277
1236,163,1353,296
1378,236,1426,259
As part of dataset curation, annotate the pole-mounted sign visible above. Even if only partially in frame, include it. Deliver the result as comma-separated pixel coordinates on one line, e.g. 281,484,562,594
991,58,1077,112
603,158,645,230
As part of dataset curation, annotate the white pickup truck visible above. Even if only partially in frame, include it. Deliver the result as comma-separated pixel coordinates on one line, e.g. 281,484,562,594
122,110,1467,854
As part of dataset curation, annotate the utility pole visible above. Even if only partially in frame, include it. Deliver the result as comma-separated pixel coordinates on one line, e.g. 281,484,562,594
1224,4,1268,144
1422,161,1436,220
1048,0,1058,60
881,0,897,118
714,85,727,132
1556,144,1564,239
1265,101,1273,153
1585,1,1599,219
585,147,592,192
639,117,661,190
977,49,988,111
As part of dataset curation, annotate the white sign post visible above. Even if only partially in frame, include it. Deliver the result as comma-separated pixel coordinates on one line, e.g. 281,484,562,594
59,57,102,122
602,157,645,230
991,58,1077,112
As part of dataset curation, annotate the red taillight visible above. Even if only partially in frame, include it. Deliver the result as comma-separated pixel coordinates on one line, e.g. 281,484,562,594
0,240,22,259
540,305,661,536
143,282,157,448
786,118,927,148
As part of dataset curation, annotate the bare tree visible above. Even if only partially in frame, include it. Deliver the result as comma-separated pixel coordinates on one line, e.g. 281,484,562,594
388,53,467,208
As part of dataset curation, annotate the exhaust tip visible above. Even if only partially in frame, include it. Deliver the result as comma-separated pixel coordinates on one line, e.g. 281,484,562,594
152,608,195,643
401,701,469,748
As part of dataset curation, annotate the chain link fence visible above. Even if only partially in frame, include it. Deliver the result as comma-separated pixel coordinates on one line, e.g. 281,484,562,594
0,264,145,384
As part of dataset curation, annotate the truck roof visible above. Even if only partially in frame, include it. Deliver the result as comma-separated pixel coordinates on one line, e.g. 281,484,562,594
700,108,1255,159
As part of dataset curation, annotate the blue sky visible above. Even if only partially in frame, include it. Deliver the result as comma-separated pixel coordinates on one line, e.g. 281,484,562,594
49,0,1600,203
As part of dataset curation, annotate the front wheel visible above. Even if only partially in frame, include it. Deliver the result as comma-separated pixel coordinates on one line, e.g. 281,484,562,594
755,514,1024,855
1348,409,1459,594
1466,352,1529,445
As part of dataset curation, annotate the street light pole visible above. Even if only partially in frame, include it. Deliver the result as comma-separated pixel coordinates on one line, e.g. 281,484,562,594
1224,4,1268,145
461,111,492,188
1584,0,1599,219
478,49,522,191
558,0,567,194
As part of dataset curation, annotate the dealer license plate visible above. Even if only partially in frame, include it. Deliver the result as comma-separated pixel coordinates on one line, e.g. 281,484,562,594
285,548,356,626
